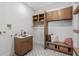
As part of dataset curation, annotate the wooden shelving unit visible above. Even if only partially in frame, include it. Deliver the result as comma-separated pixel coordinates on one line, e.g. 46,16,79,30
33,7,73,52
44,7,73,48
33,15,38,22
33,13,45,26
39,13,44,22
44,7,73,55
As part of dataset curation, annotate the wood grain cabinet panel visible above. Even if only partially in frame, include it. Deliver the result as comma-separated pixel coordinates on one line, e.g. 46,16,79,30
59,7,72,20
47,7,72,21
47,10,60,21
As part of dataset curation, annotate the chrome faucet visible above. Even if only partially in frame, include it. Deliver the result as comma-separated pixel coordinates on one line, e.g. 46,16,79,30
20,29,26,36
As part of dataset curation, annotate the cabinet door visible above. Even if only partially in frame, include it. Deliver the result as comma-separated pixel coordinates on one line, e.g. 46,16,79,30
20,39,28,55
47,10,60,21
14,38,22,55
26,39,33,50
21,37,32,55
47,7,72,21
60,7,72,20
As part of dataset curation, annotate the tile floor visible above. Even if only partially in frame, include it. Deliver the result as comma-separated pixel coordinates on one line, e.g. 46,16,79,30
25,43,69,56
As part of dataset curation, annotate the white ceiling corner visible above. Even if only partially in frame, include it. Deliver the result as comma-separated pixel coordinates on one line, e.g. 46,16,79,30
25,2,73,11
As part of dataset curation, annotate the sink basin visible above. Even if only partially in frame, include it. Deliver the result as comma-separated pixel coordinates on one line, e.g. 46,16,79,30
15,35,32,38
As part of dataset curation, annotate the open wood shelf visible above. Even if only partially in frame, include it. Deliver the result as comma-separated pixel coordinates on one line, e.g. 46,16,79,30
39,13,44,20
33,15,38,22
33,13,44,25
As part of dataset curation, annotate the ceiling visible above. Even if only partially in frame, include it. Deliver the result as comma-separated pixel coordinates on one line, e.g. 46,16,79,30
25,2,73,11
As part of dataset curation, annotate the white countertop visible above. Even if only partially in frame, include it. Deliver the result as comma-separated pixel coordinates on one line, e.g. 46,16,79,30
15,35,32,39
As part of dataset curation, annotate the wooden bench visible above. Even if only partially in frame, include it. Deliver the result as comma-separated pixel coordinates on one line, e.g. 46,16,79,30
46,41,73,55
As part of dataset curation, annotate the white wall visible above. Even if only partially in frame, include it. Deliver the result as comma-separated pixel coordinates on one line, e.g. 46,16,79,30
48,20,72,42
0,2,34,55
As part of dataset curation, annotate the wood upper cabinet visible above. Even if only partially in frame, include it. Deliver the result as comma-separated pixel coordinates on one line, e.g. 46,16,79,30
47,7,72,21
33,15,38,22
47,10,60,21
60,7,72,20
